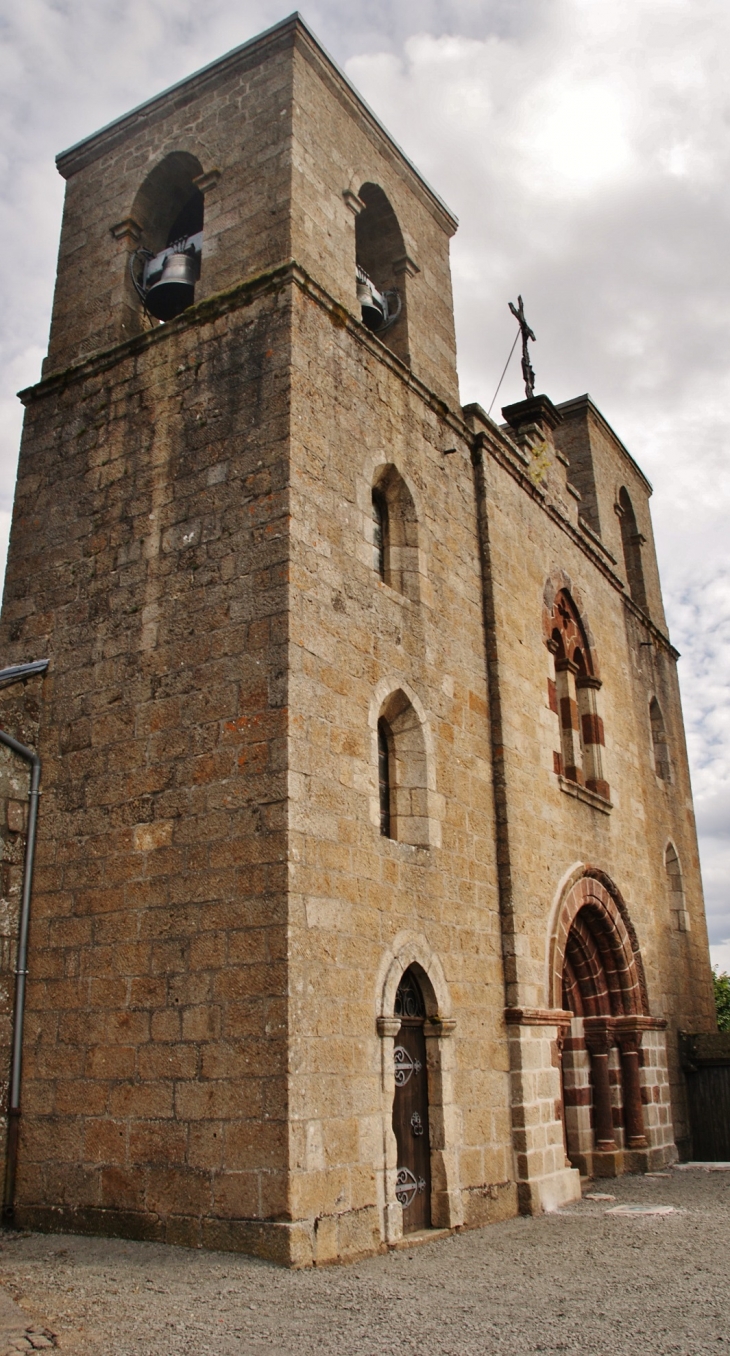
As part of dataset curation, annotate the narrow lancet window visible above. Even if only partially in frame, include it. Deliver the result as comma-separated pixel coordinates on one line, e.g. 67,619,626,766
378,718,391,837
665,842,689,931
650,697,671,781
372,490,387,580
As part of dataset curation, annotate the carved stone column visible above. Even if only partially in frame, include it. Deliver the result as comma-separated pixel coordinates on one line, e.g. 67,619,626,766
615,1025,648,1149
423,1017,462,1229
554,1021,573,1168
376,1014,404,1244
584,1020,616,1152
555,657,582,784
576,674,610,800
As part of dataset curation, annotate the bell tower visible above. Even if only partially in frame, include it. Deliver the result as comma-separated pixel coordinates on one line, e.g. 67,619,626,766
0,14,475,1263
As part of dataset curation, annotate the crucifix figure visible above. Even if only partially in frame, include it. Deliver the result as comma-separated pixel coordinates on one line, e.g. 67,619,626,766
509,295,536,399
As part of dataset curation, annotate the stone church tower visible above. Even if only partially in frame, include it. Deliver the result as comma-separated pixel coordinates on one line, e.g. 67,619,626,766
0,14,716,1264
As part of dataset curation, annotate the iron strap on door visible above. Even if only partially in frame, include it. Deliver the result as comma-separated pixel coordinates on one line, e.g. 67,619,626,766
394,1045,422,1085
392,969,432,1233
395,1167,427,1208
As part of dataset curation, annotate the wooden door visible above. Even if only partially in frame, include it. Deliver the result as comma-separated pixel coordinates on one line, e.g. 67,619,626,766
392,970,431,1232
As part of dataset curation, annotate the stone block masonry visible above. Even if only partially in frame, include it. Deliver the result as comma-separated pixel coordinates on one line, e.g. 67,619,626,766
3,279,293,1255
0,14,717,1265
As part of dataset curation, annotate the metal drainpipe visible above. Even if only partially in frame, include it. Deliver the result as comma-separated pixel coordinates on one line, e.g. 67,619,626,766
0,660,48,1225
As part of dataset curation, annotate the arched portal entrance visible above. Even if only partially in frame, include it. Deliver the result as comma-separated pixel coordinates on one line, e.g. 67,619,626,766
551,872,653,1175
392,968,431,1231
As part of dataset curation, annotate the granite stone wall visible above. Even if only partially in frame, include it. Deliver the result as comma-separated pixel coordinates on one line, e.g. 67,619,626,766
0,13,716,1266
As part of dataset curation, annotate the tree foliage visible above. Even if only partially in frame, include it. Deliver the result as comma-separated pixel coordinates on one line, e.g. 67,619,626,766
713,969,730,1033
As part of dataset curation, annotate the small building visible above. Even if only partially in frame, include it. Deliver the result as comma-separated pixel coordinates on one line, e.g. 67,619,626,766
0,14,716,1264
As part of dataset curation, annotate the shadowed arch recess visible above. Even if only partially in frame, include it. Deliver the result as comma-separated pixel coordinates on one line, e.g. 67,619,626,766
550,871,648,1017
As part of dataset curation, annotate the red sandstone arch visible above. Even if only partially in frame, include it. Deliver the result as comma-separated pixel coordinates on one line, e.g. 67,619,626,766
549,870,648,1016
542,570,600,677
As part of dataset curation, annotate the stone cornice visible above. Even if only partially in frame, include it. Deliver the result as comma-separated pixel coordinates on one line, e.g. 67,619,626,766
622,595,679,660
504,1008,574,1026
470,429,629,597
20,260,303,404
465,411,677,660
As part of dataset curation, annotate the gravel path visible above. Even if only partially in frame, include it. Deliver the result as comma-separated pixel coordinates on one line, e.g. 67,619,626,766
0,1168,728,1355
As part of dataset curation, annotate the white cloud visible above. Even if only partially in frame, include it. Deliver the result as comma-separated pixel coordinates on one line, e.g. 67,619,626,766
345,0,730,943
0,0,728,944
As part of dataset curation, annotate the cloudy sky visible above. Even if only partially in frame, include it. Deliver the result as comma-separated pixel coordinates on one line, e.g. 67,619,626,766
1,0,728,966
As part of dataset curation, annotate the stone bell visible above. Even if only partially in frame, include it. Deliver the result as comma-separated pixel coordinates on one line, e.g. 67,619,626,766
145,250,197,321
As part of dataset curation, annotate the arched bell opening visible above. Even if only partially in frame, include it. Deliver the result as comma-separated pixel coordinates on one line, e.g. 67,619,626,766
392,966,431,1232
617,486,648,611
127,152,205,325
355,183,409,363
558,885,649,1174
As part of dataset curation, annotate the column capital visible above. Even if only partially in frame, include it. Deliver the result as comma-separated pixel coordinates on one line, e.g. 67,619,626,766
614,1028,643,1055
110,217,142,244
393,253,420,278
192,168,221,195
343,188,365,216
424,1017,456,1039
583,1016,614,1055
376,1016,401,1039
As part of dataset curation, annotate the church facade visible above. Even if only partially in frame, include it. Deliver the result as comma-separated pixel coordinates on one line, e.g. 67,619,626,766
0,15,716,1265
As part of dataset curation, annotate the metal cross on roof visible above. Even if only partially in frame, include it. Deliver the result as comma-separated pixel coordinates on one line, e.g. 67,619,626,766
509,295,536,399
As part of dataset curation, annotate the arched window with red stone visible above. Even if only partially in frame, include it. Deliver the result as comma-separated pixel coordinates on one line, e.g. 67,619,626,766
546,588,609,801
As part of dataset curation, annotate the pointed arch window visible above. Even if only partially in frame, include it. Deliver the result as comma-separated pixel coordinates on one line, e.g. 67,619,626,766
665,843,689,931
378,718,392,837
375,690,430,847
546,589,609,801
372,490,387,581
370,466,420,600
650,698,671,781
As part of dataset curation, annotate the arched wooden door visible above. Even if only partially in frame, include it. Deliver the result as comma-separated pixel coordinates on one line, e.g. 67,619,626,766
392,968,431,1232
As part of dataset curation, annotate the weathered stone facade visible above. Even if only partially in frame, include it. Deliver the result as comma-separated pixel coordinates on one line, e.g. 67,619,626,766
0,15,716,1264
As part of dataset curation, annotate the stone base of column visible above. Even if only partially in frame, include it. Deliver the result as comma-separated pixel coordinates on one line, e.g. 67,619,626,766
623,1142,677,1175
591,1148,625,1178
580,1140,677,1179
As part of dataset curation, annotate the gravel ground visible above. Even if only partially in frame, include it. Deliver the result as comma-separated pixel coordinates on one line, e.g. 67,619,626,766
0,1168,728,1356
